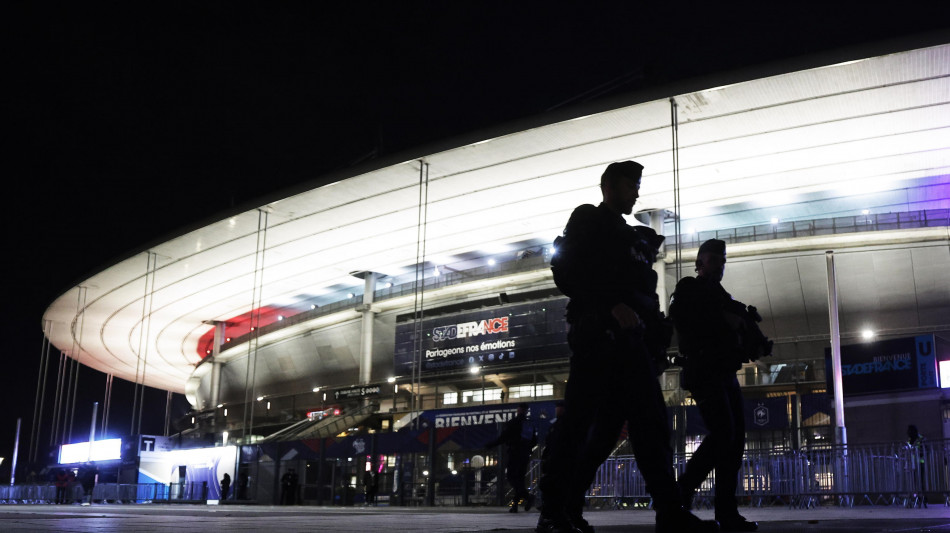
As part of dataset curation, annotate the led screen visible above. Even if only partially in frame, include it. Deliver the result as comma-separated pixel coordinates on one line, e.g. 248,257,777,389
59,438,122,464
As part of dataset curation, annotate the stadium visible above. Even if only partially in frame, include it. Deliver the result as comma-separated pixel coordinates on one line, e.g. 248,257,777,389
36,35,950,505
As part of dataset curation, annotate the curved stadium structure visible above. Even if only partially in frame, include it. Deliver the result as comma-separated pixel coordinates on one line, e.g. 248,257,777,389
43,39,950,466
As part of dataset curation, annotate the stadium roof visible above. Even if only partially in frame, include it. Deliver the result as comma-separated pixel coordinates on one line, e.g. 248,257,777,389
44,41,950,394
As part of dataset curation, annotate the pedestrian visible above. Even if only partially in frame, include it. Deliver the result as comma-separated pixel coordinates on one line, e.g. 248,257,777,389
67,469,78,504
363,471,378,506
220,472,231,501
486,403,537,512
536,161,717,533
79,463,98,506
907,425,927,505
54,468,69,504
281,468,299,505
670,238,768,532
237,471,249,500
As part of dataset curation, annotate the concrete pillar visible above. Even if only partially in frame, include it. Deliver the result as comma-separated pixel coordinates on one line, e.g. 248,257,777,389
210,321,226,409
639,210,668,313
824,251,847,446
359,272,378,385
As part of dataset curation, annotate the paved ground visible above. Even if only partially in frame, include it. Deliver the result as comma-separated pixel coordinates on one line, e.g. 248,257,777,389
0,504,947,532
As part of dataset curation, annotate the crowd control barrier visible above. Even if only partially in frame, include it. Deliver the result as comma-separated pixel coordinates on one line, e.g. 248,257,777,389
4,439,947,508
0,482,214,504
585,439,950,509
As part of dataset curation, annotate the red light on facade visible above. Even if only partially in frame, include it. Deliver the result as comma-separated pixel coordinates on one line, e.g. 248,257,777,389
333,408,341,416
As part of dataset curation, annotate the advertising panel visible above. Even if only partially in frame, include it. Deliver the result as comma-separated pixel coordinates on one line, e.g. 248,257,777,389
825,334,938,395
59,438,122,464
417,400,559,430
138,446,237,500
334,385,381,400
393,299,569,375
139,435,177,453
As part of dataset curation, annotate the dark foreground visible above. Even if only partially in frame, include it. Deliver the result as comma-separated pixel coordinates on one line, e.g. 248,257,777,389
0,504,947,532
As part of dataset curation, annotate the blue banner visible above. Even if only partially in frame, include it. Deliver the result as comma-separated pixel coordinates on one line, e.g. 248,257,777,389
915,334,937,388
825,335,938,395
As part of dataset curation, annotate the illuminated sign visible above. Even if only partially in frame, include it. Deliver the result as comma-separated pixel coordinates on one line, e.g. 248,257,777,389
826,334,938,395
394,299,569,375
307,407,341,420
940,360,950,389
140,435,176,453
138,446,236,500
334,385,381,399
432,317,509,341
59,438,122,464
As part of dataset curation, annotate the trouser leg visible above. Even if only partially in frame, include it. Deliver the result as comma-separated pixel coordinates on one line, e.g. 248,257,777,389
539,324,608,520
682,377,744,518
508,463,528,501
716,377,745,517
538,361,591,518
568,402,625,517
622,340,680,513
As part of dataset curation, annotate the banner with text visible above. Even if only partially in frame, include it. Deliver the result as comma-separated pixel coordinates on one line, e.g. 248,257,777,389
393,299,569,375
825,334,938,395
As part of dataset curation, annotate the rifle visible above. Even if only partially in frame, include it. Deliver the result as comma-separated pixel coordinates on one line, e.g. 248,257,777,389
722,300,774,364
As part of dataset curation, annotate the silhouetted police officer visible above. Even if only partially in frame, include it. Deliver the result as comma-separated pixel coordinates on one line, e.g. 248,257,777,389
537,161,718,533
670,238,764,532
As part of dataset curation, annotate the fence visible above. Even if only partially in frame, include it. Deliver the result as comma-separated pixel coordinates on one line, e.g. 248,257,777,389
667,208,950,250
4,440,948,507
0,482,211,504
586,439,950,509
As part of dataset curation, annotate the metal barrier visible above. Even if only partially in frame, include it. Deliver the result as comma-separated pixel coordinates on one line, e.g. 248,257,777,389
3,439,947,507
585,439,950,509
0,483,207,504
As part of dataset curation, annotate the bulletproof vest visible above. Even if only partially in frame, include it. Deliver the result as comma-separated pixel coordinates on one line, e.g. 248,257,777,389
552,204,664,316
602,216,663,314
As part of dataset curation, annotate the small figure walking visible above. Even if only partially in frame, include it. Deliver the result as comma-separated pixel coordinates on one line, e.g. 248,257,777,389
220,472,231,501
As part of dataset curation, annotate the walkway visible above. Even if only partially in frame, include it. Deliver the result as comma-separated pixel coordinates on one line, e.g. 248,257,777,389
0,504,947,532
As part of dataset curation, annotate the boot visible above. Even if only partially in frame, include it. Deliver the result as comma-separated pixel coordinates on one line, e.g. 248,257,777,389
524,494,536,511
717,513,757,532
656,508,720,533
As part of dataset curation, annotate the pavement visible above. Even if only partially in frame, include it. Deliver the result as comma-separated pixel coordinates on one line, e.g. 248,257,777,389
0,503,947,532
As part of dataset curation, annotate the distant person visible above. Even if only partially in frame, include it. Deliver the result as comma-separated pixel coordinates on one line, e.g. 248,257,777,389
54,468,69,504
907,425,927,505
237,471,249,500
486,403,537,512
67,469,78,503
281,468,299,505
363,471,378,506
79,463,98,506
220,472,231,500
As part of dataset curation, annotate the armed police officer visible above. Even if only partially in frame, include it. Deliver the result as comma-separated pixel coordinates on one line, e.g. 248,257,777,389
537,161,718,533
670,239,771,532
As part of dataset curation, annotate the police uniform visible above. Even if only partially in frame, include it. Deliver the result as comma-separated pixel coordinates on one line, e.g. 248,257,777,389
671,239,757,532
538,167,713,533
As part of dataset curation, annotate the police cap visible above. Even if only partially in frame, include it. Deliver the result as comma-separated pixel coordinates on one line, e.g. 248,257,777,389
698,238,726,256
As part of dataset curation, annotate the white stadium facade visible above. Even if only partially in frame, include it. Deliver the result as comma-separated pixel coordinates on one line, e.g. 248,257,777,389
40,35,950,503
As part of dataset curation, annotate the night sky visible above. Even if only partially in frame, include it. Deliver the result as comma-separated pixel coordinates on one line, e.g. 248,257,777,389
4,2,948,479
